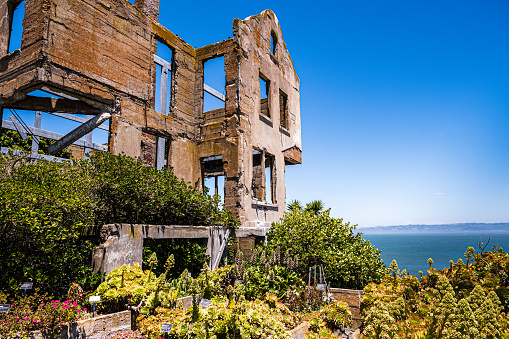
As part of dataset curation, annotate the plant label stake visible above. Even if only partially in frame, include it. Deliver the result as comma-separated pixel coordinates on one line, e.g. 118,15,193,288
19,282,33,297
199,299,211,308
160,323,173,338
89,296,100,317
317,283,327,291
0,304,10,313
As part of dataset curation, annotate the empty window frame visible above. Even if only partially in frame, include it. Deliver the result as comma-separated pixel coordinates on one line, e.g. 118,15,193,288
270,31,277,54
252,148,275,203
265,154,275,203
202,155,225,203
259,74,270,118
156,137,169,170
4,0,25,55
203,56,226,112
279,90,289,130
154,41,173,114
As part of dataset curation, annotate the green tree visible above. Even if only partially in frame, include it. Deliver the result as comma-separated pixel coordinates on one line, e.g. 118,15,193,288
266,203,385,289
0,151,238,296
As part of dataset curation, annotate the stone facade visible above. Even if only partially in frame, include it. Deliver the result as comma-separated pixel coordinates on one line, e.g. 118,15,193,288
0,0,301,228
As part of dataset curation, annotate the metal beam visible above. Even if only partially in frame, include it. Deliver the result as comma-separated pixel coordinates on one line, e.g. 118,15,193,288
156,137,166,170
49,112,109,130
204,84,225,102
0,147,71,163
154,55,172,70
8,115,28,139
6,96,104,114
2,119,107,151
48,112,111,155
31,111,42,154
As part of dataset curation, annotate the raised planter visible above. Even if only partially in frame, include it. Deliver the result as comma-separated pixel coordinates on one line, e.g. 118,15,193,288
31,310,131,339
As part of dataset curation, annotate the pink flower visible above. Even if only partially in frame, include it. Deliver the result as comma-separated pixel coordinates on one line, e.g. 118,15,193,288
72,302,78,307
59,322,63,326
41,303,45,306
25,317,29,321
52,304,57,307
33,319,38,323
15,318,19,322
77,310,81,313
83,308,87,311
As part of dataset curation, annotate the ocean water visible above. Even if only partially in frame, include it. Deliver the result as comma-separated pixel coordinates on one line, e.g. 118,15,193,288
361,232,509,277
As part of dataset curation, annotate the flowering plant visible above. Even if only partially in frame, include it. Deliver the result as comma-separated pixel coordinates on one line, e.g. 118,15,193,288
0,294,87,337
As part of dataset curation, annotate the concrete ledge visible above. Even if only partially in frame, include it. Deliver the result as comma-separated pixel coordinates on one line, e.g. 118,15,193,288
289,321,309,339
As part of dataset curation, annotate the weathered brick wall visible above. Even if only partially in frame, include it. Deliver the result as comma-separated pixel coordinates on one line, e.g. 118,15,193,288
0,4,302,229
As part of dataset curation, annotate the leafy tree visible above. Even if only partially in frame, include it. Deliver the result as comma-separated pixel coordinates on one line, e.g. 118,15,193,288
0,151,238,297
266,202,386,289
0,129,71,158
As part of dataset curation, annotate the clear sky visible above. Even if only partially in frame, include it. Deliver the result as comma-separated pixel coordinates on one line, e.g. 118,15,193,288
5,0,509,227
156,0,509,227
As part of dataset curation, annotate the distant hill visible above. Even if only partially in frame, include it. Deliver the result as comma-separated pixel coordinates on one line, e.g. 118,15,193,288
356,223,509,234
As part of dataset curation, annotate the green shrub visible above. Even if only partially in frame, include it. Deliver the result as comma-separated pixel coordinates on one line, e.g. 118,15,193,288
0,152,99,296
0,151,238,297
0,293,88,338
267,202,386,289
361,247,509,338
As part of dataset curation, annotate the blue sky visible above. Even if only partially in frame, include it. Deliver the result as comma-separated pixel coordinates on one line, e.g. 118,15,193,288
157,0,508,227
5,0,509,227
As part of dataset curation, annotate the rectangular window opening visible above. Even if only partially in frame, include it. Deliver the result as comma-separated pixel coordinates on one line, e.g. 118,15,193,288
156,137,169,170
259,75,270,119
202,155,224,205
6,0,25,54
154,41,173,115
252,149,263,201
265,154,275,204
251,149,275,203
279,90,288,130
203,56,225,113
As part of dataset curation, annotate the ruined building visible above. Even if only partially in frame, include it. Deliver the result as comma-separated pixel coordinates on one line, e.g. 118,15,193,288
0,0,302,230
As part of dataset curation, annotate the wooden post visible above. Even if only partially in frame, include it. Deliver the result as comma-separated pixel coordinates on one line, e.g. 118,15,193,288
214,176,218,196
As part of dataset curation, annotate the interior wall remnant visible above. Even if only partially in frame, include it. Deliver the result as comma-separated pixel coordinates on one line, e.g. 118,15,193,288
252,149,263,200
